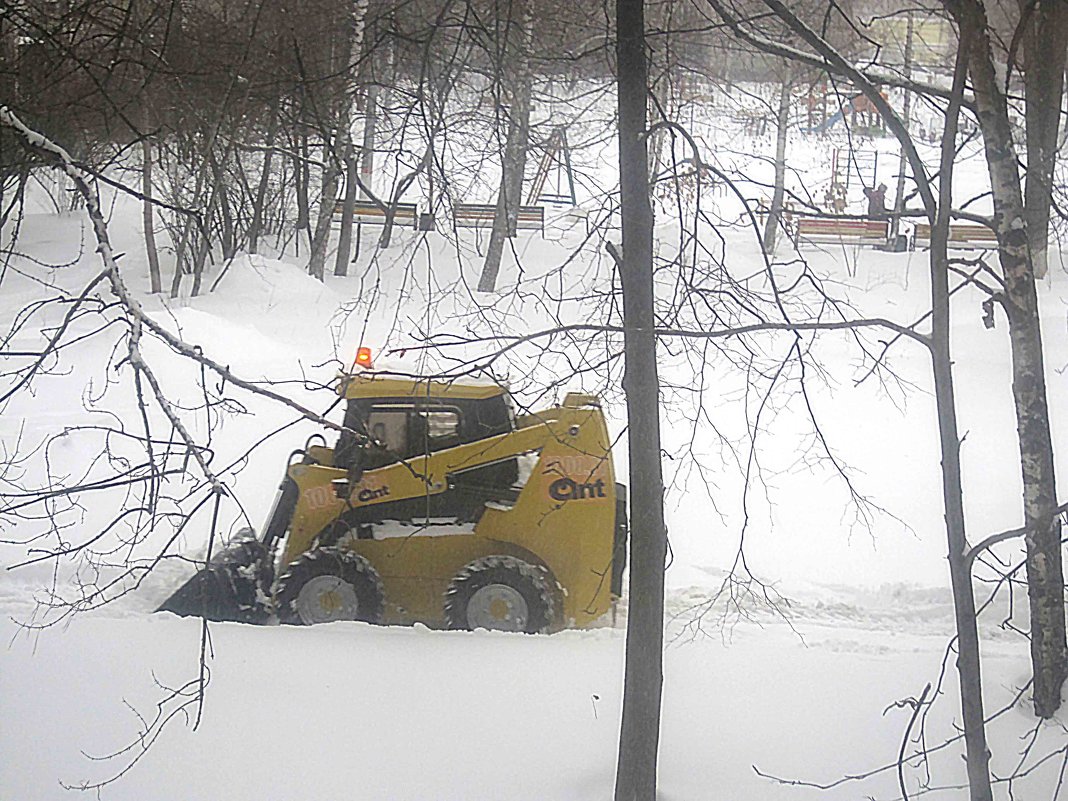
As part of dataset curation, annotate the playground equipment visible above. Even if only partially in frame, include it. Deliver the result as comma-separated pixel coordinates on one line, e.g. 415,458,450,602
807,91,887,134
526,127,578,206
831,147,879,192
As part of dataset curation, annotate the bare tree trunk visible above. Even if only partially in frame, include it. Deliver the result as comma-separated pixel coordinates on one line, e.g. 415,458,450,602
190,229,211,297
931,217,993,801
142,137,162,294
335,4,376,276
0,12,15,107
191,179,220,298
334,147,357,276
359,82,380,195
333,77,380,272
248,112,277,255
295,127,311,254
189,158,223,298
210,153,235,261
762,78,790,252
170,239,186,298
930,35,992,800
307,140,341,282
891,10,914,242
170,167,208,299
478,0,533,293
378,147,430,249
947,0,1067,718
613,2,666,800
1020,0,1068,280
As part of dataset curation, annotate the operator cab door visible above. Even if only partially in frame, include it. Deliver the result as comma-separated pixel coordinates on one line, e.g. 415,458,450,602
339,395,520,524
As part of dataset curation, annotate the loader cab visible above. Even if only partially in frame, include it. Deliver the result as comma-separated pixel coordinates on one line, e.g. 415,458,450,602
332,375,520,520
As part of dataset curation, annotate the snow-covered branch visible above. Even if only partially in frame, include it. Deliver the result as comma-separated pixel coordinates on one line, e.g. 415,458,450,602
965,501,1068,567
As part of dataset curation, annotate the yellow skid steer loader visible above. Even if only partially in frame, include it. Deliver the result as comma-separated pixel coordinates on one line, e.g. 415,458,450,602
158,362,627,632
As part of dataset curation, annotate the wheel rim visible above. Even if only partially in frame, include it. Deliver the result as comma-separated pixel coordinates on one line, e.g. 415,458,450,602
466,583,529,631
294,575,359,624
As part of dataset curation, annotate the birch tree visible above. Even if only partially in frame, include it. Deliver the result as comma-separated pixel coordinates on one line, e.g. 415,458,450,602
941,0,1066,718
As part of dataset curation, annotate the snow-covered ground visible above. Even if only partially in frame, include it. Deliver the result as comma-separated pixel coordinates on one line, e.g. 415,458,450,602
3,94,1068,799
0,602,1043,801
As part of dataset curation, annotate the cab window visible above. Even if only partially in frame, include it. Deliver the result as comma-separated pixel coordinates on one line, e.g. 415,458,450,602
366,405,461,458
423,409,462,444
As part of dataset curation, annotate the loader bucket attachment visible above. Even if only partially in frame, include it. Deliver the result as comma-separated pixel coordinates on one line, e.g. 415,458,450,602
157,473,300,623
156,537,274,623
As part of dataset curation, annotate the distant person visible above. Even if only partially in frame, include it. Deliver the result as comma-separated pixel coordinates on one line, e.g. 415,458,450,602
863,183,888,220
824,182,847,214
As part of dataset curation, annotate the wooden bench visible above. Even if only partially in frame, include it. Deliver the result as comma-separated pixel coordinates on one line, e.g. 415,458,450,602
794,217,889,247
913,222,998,250
333,200,419,259
454,203,545,234
334,199,418,229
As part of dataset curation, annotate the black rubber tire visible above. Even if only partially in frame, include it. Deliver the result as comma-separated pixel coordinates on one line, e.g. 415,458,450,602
274,547,385,625
444,556,555,633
